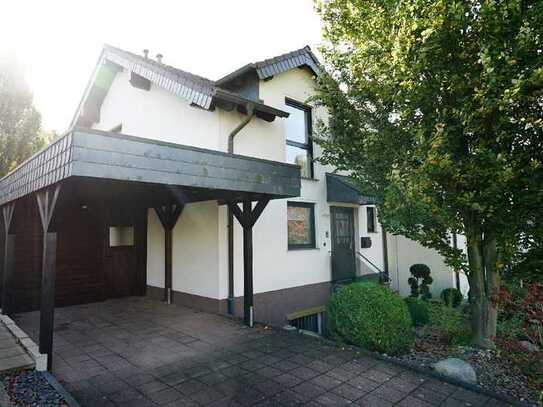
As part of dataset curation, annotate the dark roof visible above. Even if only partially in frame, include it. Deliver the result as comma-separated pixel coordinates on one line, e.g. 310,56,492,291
326,173,377,206
72,45,292,127
103,44,217,109
0,128,301,206
216,46,321,85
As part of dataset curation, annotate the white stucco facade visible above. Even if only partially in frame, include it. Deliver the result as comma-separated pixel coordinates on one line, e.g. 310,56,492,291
91,55,460,321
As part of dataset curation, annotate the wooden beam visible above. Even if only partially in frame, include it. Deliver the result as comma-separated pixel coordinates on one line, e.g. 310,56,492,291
229,202,247,228
248,199,269,228
39,232,57,371
227,198,270,327
36,184,61,371
1,235,15,315
242,200,253,327
154,203,184,303
1,203,15,315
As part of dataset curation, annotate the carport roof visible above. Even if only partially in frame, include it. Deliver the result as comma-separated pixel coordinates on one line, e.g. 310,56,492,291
0,128,301,206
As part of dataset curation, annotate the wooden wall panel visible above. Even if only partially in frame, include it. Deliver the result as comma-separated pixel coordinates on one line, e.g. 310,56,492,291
12,196,42,312
54,203,105,307
9,181,148,313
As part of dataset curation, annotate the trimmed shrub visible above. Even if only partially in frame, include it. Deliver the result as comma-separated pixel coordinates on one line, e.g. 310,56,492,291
404,297,430,326
408,264,433,300
440,288,463,308
328,282,414,355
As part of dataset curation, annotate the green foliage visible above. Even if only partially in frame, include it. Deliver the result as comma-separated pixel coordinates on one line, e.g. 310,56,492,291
408,264,433,300
314,0,543,347
427,302,471,345
441,288,463,308
404,297,430,327
0,51,45,177
494,283,543,390
328,282,414,355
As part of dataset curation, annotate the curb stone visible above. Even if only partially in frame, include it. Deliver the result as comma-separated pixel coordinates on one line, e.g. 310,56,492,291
293,328,535,407
42,372,80,407
0,316,46,371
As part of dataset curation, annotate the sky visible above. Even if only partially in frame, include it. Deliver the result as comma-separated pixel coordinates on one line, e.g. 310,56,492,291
1,0,323,133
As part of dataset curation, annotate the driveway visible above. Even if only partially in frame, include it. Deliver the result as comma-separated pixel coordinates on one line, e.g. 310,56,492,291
14,297,505,407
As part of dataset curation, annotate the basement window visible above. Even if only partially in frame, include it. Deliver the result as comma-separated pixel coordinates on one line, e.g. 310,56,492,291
109,226,134,247
287,306,326,335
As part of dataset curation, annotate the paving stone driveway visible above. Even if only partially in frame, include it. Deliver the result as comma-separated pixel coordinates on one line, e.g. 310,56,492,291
14,298,506,407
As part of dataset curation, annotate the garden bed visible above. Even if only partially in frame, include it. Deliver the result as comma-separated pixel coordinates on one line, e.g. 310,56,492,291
326,281,542,407
2,370,69,407
394,328,540,406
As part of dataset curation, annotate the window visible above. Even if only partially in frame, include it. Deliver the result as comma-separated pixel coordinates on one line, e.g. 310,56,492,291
284,99,313,178
109,226,134,247
367,207,376,233
288,202,316,249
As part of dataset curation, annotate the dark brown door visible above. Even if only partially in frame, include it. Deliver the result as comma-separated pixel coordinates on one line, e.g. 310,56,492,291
331,206,356,282
109,247,137,298
107,225,139,298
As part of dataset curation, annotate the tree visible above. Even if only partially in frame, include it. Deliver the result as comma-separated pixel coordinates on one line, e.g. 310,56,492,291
0,51,45,177
314,0,543,347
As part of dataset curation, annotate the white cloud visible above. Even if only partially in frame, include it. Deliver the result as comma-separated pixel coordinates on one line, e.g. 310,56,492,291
1,0,322,131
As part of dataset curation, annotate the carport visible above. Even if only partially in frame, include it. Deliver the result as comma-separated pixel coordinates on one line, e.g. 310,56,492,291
0,127,300,370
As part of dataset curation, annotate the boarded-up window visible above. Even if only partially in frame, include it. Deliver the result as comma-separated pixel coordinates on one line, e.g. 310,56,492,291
288,202,316,249
109,226,134,247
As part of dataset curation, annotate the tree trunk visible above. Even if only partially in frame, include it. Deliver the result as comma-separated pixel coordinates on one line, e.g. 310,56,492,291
465,225,499,348
482,232,500,340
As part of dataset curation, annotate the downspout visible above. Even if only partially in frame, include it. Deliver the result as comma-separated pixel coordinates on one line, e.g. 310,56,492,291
227,104,255,315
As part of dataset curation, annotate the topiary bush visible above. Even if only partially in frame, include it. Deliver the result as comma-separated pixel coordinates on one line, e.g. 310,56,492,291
408,264,433,300
440,288,463,308
327,282,414,355
404,297,430,327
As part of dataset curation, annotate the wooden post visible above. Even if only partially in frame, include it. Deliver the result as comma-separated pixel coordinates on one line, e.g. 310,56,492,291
242,200,253,326
228,198,269,327
154,203,183,304
1,203,15,315
36,185,61,371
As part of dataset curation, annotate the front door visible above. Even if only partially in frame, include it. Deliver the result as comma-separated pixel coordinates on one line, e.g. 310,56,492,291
330,206,356,282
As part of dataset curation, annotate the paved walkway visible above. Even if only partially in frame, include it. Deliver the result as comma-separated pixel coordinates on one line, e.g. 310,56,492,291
0,319,33,374
13,298,507,407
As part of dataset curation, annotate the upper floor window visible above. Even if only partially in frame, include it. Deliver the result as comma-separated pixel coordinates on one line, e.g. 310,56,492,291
367,206,377,233
284,98,313,178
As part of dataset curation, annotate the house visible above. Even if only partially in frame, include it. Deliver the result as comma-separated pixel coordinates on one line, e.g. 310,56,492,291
0,44,465,367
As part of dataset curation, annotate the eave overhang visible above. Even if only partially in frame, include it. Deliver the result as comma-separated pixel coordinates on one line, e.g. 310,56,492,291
72,45,290,128
326,173,377,206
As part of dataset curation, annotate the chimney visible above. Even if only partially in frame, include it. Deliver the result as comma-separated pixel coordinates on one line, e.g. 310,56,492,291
143,49,149,59
156,53,163,64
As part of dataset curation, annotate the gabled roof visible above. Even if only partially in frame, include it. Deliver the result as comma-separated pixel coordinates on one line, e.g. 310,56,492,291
216,46,321,86
103,44,216,109
72,45,293,127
